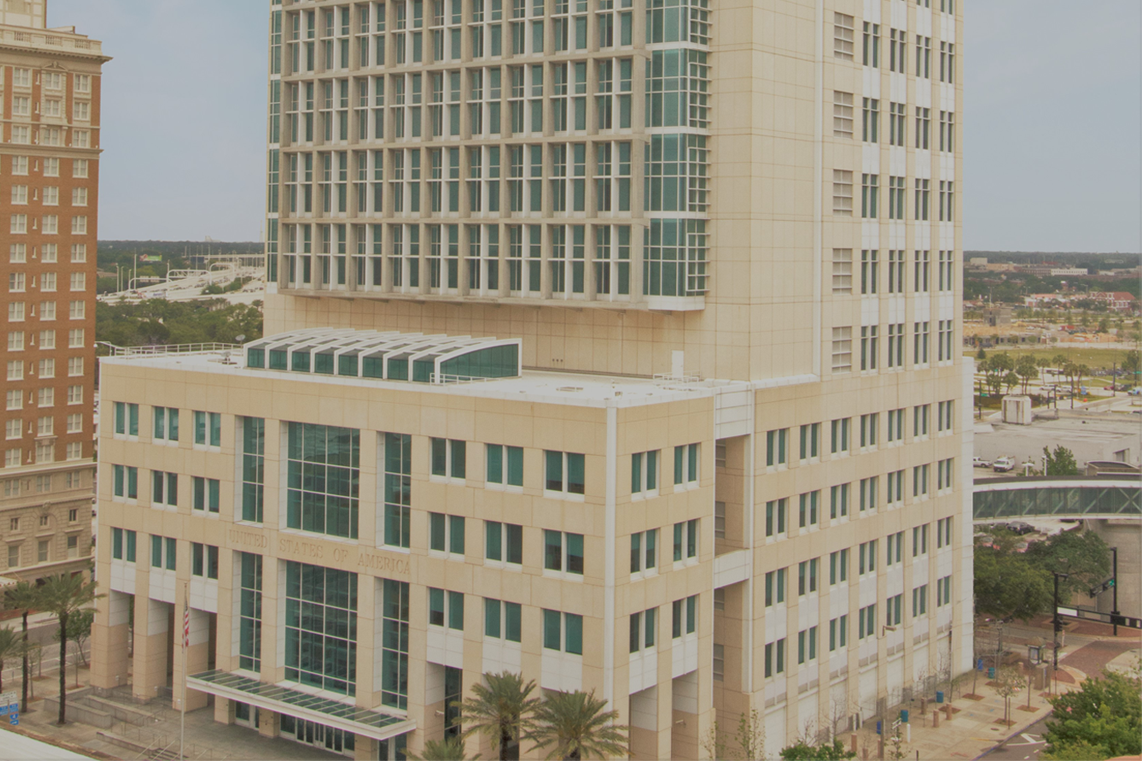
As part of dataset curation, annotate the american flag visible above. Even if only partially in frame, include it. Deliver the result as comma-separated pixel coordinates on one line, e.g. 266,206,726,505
182,601,190,651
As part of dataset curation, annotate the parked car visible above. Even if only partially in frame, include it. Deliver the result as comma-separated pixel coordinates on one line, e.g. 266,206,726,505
1006,521,1035,535
1129,387,1142,396
973,456,991,468
992,456,1015,473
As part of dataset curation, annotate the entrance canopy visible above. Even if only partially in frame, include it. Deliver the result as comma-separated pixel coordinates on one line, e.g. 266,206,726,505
188,670,415,744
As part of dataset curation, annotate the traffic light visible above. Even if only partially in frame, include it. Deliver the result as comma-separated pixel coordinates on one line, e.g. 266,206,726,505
1108,578,1115,587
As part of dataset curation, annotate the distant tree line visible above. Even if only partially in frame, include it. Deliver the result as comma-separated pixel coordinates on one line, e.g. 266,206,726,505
96,299,263,349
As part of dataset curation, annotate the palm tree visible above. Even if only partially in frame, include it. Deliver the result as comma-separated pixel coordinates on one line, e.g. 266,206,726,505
455,671,542,760
37,573,100,725
526,689,628,761
0,626,21,692
407,735,475,761
5,580,41,712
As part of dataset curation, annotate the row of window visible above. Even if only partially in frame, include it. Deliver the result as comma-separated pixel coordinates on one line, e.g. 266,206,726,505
762,403,955,469
761,574,954,677
8,214,90,235
2,67,92,93
4,307,86,328
831,321,956,372
630,443,700,495
3,413,85,440
5,356,85,379
8,186,89,206
0,156,90,178
2,96,91,122
834,14,956,84
3,125,93,148
5,534,82,569
834,93,955,153
1,470,86,498
6,504,83,533
832,249,955,295
279,0,700,77
7,242,89,264
833,172,956,221
3,385,84,409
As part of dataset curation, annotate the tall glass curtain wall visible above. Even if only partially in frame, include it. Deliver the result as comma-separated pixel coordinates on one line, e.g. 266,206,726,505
267,0,709,301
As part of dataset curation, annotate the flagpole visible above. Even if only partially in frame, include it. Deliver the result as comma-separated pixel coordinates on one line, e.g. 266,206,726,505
181,585,188,761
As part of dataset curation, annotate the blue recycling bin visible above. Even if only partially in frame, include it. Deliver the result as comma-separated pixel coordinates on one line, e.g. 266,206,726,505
988,666,996,679
900,709,909,723
936,690,944,704
876,720,882,735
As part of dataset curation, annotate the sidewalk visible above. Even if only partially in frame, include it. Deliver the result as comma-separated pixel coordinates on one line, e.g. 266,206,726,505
849,667,1077,761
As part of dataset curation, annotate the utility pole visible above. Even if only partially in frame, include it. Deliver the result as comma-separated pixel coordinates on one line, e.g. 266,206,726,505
1052,572,1068,692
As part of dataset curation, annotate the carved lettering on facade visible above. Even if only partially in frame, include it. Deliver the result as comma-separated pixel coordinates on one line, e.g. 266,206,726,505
357,551,411,576
229,528,268,549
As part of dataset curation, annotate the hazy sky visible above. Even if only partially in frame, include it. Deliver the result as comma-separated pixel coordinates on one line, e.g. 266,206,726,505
51,0,1141,253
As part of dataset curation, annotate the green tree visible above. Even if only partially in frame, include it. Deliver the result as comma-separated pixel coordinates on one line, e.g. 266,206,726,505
1016,355,1039,394
1042,670,1141,760
0,626,21,692
974,541,1053,622
455,671,542,760
4,580,41,712
37,573,101,725
1025,529,1110,602
781,739,856,760
53,608,94,668
526,690,628,761
1042,446,1079,477
975,346,987,362
1003,371,1020,394
1123,350,1141,376
407,735,476,761
995,667,1023,726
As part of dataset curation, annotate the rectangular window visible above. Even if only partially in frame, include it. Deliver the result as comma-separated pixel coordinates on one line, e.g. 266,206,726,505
829,615,848,651
830,417,850,455
193,411,222,446
192,477,220,513
542,610,583,655
766,429,788,467
798,491,819,528
544,530,584,574
829,549,848,585
832,248,853,293
859,413,878,449
484,598,522,642
798,558,819,595
629,607,657,653
765,498,787,538
545,450,585,494
151,471,178,508
673,443,699,486
799,422,820,460
861,174,879,218
833,91,853,138
485,520,524,564
431,438,467,479
114,402,139,436
862,97,879,142
284,561,357,695
672,519,699,561
764,568,787,606
832,327,852,372
191,543,219,579
238,553,263,672
153,406,180,441
630,528,657,573
429,513,466,555
111,528,137,562
286,422,360,540
798,626,818,664
383,433,412,549
631,450,658,494
241,418,266,523
380,580,410,708
829,483,849,520
833,13,854,60
859,540,877,575
764,638,786,677
485,444,524,486
832,170,853,215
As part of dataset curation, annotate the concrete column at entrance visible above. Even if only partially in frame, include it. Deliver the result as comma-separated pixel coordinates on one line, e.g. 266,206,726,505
671,672,701,760
214,696,234,725
628,684,670,760
354,737,376,761
172,607,212,711
92,589,131,691
258,709,281,738
133,597,170,702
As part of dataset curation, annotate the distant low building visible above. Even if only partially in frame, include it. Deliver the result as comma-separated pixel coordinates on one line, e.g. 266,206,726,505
1049,267,1089,277
975,414,1141,471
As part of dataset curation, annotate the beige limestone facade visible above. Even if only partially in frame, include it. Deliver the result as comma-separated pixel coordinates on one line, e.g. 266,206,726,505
91,0,970,758
0,0,105,586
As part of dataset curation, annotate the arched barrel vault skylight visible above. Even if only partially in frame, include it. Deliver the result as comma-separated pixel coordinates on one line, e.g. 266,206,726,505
243,329,522,384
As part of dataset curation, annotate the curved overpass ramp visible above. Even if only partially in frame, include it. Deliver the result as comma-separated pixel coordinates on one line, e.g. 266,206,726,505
973,476,1141,521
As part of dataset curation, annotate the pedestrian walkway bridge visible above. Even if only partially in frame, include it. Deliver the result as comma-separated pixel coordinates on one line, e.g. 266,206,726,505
973,476,1141,520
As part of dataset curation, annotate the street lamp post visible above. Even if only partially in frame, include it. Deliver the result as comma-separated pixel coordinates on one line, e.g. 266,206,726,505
1111,547,1119,636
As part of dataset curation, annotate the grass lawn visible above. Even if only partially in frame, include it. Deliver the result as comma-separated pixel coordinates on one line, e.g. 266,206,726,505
963,346,1139,371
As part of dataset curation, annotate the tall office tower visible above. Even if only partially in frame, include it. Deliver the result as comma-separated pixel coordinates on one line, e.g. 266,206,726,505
92,0,968,758
0,1,105,586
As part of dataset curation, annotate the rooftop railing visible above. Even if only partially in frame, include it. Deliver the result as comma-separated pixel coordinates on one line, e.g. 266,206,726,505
0,27,102,55
98,342,241,358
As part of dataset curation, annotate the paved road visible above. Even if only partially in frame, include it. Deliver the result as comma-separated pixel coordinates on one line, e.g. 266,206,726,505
979,715,1051,761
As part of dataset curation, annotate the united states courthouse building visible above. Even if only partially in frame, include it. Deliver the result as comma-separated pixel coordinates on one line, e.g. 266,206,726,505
91,0,970,758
